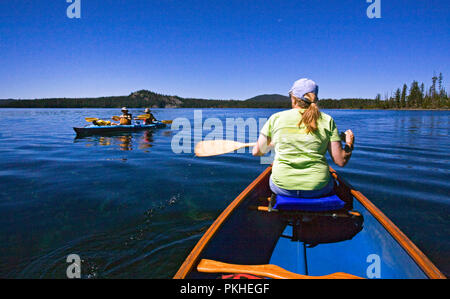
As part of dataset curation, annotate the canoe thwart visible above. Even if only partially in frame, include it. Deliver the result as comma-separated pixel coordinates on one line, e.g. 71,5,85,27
197,259,363,279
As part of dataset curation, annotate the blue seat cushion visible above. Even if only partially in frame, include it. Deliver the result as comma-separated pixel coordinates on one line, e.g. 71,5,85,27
273,194,345,212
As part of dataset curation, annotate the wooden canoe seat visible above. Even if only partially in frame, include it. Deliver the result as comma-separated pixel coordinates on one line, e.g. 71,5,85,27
197,259,363,279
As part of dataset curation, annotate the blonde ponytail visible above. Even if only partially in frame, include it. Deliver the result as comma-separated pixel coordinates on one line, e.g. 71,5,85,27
293,92,321,134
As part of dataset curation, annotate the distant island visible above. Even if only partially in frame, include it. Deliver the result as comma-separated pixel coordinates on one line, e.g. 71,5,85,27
1,73,448,110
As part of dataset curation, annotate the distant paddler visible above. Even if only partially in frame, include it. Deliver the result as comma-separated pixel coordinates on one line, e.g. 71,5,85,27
118,107,132,125
136,108,157,125
133,109,173,125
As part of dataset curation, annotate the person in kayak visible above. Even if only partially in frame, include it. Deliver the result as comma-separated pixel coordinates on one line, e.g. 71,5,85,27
252,78,354,198
119,107,133,125
142,108,156,125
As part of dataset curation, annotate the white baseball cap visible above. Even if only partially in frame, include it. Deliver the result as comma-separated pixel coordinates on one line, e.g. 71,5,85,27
289,78,319,103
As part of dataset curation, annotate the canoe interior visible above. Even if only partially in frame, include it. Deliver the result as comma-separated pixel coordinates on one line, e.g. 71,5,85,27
181,167,435,279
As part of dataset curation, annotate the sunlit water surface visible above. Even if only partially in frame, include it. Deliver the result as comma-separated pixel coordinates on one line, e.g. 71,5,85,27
0,108,448,278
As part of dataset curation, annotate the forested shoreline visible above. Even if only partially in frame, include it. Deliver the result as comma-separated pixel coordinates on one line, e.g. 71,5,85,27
1,74,448,109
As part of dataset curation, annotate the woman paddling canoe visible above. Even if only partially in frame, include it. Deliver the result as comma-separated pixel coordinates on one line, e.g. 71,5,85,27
252,78,355,198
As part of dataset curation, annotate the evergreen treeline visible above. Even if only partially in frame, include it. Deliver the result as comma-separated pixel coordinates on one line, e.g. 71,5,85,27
1,74,448,109
373,73,449,109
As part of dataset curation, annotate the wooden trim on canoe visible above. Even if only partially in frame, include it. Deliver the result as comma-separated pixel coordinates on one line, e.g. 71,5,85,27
173,166,273,279
330,167,446,279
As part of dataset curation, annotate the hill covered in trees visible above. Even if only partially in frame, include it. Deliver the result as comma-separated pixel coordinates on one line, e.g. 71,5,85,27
1,74,448,109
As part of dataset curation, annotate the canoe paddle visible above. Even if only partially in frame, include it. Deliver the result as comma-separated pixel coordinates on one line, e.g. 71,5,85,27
86,115,172,124
197,259,363,279
135,114,172,124
194,133,349,156
194,140,257,157
135,114,150,120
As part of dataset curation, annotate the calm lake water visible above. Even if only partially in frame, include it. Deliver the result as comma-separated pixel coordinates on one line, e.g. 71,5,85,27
0,108,448,278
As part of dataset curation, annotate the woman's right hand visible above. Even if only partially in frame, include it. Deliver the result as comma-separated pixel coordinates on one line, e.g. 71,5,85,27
345,130,354,148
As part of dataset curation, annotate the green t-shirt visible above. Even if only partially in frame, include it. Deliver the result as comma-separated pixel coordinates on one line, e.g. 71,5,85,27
260,109,341,190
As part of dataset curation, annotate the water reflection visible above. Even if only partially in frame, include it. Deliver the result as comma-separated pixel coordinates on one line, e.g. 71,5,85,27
74,131,154,151
138,131,154,151
391,111,449,137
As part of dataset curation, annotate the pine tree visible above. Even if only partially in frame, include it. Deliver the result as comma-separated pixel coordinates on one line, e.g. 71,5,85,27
419,83,425,108
431,75,437,96
431,75,438,108
401,84,407,108
375,93,381,108
388,94,395,109
408,81,421,108
438,73,446,107
394,88,401,108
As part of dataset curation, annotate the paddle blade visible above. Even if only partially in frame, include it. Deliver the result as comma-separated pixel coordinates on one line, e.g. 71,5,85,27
85,117,99,122
136,114,150,119
194,140,255,157
161,120,173,124
112,116,121,121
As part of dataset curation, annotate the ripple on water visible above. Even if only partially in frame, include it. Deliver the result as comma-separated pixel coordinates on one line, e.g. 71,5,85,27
0,108,448,277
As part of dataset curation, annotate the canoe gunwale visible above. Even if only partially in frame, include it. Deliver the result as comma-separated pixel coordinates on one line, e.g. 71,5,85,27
174,166,445,279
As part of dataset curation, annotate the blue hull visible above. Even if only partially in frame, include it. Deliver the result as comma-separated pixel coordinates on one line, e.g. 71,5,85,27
73,122,166,136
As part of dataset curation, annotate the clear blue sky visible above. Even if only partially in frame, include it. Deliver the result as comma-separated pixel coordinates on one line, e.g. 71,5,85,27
0,0,449,100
